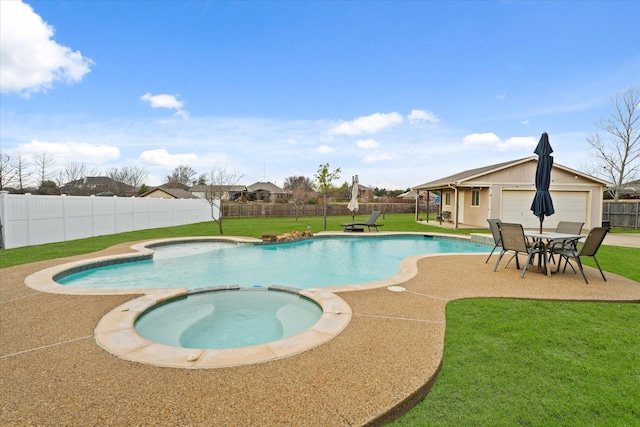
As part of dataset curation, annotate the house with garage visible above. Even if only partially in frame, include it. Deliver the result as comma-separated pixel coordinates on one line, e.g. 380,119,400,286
189,184,248,201
412,157,608,230
247,182,290,201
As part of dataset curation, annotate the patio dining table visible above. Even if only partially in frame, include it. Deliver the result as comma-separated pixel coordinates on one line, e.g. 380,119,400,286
524,231,584,276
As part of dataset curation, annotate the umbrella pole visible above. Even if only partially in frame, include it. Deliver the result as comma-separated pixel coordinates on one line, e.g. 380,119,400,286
539,215,543,234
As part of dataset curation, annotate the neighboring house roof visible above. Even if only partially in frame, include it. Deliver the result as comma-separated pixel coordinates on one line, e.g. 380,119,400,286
189,184,248,193
247,182,288,194
63,176,127,188
412,156,609,190
60,176,133,194
620,179,640,196
139,187,198,199
622,179,640,189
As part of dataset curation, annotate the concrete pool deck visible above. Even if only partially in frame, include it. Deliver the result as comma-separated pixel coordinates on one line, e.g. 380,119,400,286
1,235,639,425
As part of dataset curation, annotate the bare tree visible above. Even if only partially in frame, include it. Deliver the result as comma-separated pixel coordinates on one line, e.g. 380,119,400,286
57,162,95,186
0,153,15,190
587,86,640,200
166,165,197,188
106,166,148,195
33,152,56,188
283,175,315,221
12,154,32,193
203,166,243,235
106,167,131,196
314,163,341,230
124,166,148,188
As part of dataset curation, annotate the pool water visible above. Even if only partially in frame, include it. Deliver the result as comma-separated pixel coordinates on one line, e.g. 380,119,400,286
134,289,322,349
57,236,490,290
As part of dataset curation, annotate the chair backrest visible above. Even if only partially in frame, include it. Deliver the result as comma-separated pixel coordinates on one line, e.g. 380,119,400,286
487,218,502,244
579,227,609,257
498,223,528,253
365,211,382,225
556,221,584,235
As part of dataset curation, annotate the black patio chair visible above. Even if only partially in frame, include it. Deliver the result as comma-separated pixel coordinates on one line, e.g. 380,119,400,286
549,226,610,284
548,221,585,263
493,222,545,278
485,218,502,263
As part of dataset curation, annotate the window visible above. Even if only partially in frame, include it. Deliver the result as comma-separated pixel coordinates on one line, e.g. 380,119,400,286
445,192,451,206
472,190,480,206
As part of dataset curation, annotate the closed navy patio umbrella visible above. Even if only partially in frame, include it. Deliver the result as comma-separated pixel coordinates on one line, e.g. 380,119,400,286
530,132,555,233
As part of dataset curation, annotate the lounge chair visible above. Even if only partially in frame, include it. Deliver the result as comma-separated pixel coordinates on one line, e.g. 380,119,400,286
493,222,545,278
341,211,384,232
548,226,609,284
485,218,502,263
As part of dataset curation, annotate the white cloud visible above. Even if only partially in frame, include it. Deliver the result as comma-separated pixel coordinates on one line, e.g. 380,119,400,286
496,136,537,151
462,133,537,152
140,93,190,118
13,140,119,164
0,0,94,96
463,133,501,145
407,109,440,124
328,112,403,135
363,153,394,163
521,120,530,125
139,149,198,167
317,145,334,153
356,139,379,149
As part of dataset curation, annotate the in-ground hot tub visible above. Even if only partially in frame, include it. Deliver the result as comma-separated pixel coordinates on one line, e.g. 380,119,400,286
134,287,323,349
94,284,351,369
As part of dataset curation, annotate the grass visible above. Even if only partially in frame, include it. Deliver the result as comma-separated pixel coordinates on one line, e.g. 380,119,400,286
2,214,638,425
390,299,640,426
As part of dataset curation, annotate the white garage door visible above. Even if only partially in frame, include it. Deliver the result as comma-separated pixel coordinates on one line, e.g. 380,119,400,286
501,190,587,229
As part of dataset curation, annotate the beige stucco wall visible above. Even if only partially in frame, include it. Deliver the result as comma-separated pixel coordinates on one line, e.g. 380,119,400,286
143,189,173,199
435,160,605,230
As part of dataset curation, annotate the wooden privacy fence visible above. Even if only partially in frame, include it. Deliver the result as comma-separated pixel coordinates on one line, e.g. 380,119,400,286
602,201,639,229
222,202,441,218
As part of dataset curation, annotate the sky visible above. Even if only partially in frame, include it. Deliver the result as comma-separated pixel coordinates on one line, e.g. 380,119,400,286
1,0,639,190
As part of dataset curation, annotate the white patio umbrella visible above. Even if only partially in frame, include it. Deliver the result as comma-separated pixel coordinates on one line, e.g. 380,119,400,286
347,175,359,223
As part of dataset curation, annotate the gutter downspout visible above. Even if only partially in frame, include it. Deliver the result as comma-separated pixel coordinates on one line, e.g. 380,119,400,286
447,183,459,229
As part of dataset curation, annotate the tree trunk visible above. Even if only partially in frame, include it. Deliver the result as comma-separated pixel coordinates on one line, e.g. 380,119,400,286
323,194,327,230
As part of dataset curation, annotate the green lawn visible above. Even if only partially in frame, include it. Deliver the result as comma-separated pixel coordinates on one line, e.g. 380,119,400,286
1,214,638,425
390,299,640,426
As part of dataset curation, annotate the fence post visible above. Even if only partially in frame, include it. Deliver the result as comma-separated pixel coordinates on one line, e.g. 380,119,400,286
0,191,7,249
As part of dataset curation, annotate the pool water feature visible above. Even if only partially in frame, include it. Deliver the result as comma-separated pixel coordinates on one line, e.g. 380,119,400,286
134,288,323,349
56,235,491,290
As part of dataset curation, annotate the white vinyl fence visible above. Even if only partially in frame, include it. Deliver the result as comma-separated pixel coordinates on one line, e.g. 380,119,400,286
0,192,216,249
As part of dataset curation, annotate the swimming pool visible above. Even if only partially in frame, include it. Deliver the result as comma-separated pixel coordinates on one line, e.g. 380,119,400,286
56,235,491,290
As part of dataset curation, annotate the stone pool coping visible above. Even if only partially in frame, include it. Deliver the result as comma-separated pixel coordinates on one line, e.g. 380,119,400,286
94,286,352,369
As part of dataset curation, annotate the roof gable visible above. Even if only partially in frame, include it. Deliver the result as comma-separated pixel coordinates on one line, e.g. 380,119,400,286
412,157,608,190
247,182,287,193
190,184,247,192
139,187,198,199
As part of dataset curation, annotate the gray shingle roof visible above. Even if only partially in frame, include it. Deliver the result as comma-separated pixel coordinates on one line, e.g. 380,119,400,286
412,156,608,190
